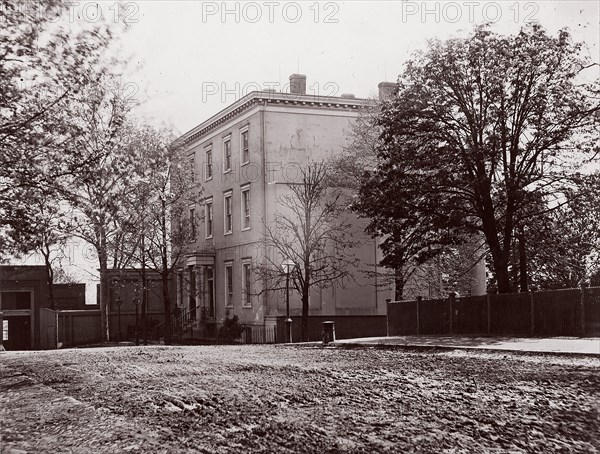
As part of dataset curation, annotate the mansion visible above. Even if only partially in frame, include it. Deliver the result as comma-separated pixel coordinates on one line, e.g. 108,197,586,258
174,74,485,340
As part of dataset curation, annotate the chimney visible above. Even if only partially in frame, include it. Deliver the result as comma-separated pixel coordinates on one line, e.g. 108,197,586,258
378,82,396,101
289,74,307,95
340,93,356,99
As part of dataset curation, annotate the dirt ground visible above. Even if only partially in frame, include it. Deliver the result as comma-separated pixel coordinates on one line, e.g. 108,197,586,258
1,345,599,453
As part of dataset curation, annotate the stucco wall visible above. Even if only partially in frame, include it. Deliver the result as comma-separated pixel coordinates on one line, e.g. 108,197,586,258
182,100,392,326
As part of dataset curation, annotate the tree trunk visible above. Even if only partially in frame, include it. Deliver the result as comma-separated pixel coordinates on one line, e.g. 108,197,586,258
141,231,147,345
478,181,512,293
493,255,512,293
98,228,110,343
42,245,55,310
162,269,172,345
518,226,528,292
301,274,310,342
480,218,511,293
161,200,172,345
394,267,404,301
482,233,512,293
511,241,519,289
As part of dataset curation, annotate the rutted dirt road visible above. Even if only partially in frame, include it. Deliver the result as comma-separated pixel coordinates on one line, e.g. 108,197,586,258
1,345,599,453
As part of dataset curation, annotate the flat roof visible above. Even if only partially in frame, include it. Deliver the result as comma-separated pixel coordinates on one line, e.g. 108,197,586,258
177,90,369,147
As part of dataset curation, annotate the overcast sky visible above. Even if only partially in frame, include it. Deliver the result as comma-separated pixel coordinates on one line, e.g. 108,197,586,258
109,0,600,135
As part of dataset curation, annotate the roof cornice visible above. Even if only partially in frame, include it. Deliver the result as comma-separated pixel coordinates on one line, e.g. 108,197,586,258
178,91,369,147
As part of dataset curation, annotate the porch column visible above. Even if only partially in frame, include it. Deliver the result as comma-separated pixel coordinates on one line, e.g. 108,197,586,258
187,266,194,314
194,266,204,320
176,269,182,309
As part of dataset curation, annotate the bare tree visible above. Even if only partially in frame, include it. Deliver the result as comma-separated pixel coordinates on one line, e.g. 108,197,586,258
258,162,358,341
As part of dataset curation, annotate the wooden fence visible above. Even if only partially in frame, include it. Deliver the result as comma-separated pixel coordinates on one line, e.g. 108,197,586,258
387,286,600,337
39,308,102,349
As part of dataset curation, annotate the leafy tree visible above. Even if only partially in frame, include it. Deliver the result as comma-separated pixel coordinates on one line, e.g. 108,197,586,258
0,0,116,258
53,266,79,284
356,24,599,293
333,99,482,299
525,173,600,289
258,162,358,341
329,99,382,190
31,189,73,309
65,78,135,343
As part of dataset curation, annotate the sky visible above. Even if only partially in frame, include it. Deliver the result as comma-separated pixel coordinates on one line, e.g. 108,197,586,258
109,0,600,134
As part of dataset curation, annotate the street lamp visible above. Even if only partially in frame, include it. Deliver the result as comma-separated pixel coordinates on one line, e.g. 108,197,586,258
115,297,123,343
133,284,140,346
281,259,296,343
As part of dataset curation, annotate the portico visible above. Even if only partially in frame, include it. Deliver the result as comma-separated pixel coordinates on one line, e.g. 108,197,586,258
184,254,216,322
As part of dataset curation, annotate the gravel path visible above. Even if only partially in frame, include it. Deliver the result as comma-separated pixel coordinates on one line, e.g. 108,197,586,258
1,345,599,453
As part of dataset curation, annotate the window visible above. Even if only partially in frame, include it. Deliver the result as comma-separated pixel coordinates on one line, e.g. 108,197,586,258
189,207,196,240
205,146,213,180
240,127,249,164
242,260,252,307
205,199,213,238
189,154,195,181
225,263,233,308
223,136,232,172
206,267,215,318
241,185,250,230
224,192,232,234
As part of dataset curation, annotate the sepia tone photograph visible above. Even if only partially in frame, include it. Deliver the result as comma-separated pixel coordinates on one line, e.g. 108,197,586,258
1,1,599,452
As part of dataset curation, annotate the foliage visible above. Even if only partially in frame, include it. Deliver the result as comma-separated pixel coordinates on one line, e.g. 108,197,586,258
333,98,482,299
526,173,600,289
31,189,73,309
257,162,359,341
400,240,486,299
123,125,202,344
63,77,136,342
0,0,118,258
328,99,382,191
355,24,599,293
53,266,79,284
127,126,202,271
218,314,244,344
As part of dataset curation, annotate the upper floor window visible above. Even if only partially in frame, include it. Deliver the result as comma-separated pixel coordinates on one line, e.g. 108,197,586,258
223,136,232,172
240,127,249,165
189,154,195,181
224,191,232,234
205,199,213,238
189,207,196,240
241,185,250,230
205,146,213,180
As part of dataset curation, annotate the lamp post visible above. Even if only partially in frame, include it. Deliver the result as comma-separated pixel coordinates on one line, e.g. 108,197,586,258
134,296,140,346
115,297,123,343
281,259,296,343
133,284,140,346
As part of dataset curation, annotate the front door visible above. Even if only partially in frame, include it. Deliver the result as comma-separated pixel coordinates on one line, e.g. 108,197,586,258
4,316,31,350
206,267,214,319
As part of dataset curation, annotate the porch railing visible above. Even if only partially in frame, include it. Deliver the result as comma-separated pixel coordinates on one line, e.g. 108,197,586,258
153,305,202,341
